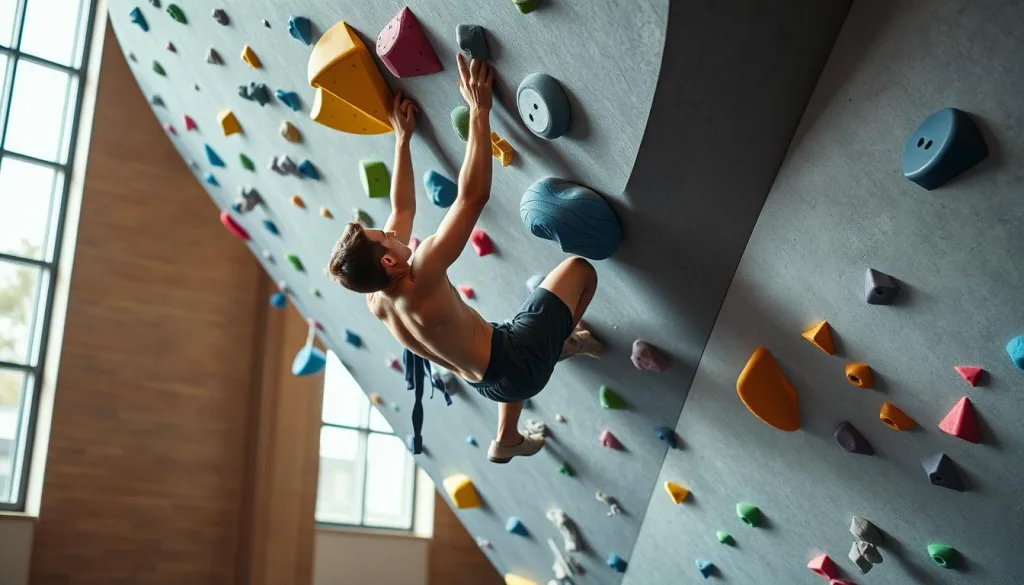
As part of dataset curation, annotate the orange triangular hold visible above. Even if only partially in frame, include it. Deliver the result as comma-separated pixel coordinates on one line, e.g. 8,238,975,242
938,397,980,443
801,321,835,355
736,347,800,431
954,365,983,386
879,402,916,430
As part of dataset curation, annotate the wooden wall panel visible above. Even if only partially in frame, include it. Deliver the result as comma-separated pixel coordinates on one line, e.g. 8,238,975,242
429,493,503,585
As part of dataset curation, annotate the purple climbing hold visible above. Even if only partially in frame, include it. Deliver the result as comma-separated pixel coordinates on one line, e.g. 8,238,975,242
599,430,623,450
834,421,875,455
632,339,669,372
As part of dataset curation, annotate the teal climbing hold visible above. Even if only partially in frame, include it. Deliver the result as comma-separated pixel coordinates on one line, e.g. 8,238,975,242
450,106,470,141
150,95,164,107
557,462,573,476
344,329,362,348
239,82,271,106
653,426,677,448
505,517,528,536
716,531,733,545
599,385,627,409
152,61,165,76
288,16,314,45
521,178,623,260
1007,335,1024,370
695,560,714,579
606,553,627,573
263,220,279,235
297,159,320,180
466,435,477,446
166,3,186,23
129,7,148,31
736,502,761,527
927,543,958,568
270,292,286,308
239,153,255,171
292,346,326,376
286,253,304,272
275,89,301,111
203,172,218,186
423,170,457,208
205,144,225,167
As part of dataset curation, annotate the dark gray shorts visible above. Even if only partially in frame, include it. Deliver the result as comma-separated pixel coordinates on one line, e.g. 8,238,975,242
469,287,575,403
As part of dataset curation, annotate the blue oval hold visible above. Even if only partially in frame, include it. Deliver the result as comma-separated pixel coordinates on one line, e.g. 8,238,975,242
520,178,622,260
270,291,286,308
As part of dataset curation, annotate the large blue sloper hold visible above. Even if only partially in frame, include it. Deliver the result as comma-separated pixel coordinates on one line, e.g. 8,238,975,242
1007,335,1024,370
520,177,622,260
902,108,988,190
292,346,326,376
423,169,457,208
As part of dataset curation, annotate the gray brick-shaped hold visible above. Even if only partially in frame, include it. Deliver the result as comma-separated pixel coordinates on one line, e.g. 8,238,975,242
849,542,874,573
850,516,883,545
921,453,966,492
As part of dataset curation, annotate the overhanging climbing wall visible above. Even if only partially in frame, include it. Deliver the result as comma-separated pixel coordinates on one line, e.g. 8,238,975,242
108,0,851,583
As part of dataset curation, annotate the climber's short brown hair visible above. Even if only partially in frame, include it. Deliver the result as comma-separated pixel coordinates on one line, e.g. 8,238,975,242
328,222,390,293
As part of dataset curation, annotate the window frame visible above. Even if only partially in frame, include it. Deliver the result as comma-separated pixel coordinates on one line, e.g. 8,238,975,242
0,0,99,512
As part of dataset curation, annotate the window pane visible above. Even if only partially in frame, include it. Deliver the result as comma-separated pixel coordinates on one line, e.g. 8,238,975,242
0,368,30,504
315,426,364,525
19,0,87,67
368,407,393,433
0,0,16,47
322,351,369,428
0,158,63,261
4,61,76,162
363,433,414,529
0,260,43,365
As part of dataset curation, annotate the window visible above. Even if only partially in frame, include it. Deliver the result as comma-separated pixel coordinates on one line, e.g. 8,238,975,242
0,0,97,510
316,351,417,530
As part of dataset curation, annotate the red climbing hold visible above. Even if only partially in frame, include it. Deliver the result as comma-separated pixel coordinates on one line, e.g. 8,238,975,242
954,365,983,386
375,7,443,79
631,339,668,372
457,285,475,299
163,123,177,135
599,430,623,450
808,554,838,580
470,229,494,256
938,396,980,443
387,355,403,373
183,114,197,131
219,211,250,240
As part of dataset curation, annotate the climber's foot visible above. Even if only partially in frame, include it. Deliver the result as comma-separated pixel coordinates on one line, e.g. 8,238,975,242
488,433,545,463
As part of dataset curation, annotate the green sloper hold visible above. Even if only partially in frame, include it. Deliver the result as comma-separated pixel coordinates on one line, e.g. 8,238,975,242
360,160,390,199
512,0,539,14
286,253,304,272
239,153,255,171
716,531,733,545
450,106,469,141
166,3,186,23
736,502,761,527
599,385,627,409
152,61,165,76
927,544,958,568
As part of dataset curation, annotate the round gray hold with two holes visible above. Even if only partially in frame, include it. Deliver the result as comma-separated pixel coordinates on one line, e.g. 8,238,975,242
517,72,571,140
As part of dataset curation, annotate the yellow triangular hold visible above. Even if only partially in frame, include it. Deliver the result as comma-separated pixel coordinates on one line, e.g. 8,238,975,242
664,481,689,504
442,473,480,509
217,110,242,136
307,21,393,134
736,347,800,431
241,44,262,69
505,575,538,585
801,320,834,355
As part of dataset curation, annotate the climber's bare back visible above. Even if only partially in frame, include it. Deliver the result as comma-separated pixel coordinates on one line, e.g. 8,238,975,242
368,276,493,383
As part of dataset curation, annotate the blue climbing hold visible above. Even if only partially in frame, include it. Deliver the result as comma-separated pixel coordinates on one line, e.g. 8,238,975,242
129,7,149,31
423,169,457,208
520,178,622,260
276,89,301,112
466,435,477,446
270,292,286,308
203,172,218,186
297,159,320,180
205,144,225,167
288,16,314,45
345,329,362,348
1008,336,1024,370
263,219,279,235
606,553,628,573
654,426,677,449
505,517,528,536
696,559,714,579
291,346,326,376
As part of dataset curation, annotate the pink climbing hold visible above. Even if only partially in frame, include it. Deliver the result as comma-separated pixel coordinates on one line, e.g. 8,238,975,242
166,41,176,52
458,285,475,299
599,430,623,450
163,123,177,135
469,229,494,256
829,581,855,585
409,237,420,253
631,339,668,372
954,365,983,386
307,318,323,330
808,554,838,580
387,355,403,373
938,396,980,443
183,114,197,131
375,7,443,79
219,211,250,240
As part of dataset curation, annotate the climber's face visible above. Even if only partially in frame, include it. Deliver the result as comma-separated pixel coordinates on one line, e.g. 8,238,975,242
367,229,411,270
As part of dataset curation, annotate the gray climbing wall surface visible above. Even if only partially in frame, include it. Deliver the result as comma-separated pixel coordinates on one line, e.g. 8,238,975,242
625,1,1024,584
109,0,852,583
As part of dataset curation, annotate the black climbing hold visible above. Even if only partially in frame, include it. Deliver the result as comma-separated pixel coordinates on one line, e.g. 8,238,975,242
206,47,223,64
148,0,160,7
212,8,229,25
865,268,899,305
653,426,677,449
129,7,149,31
288,16,314,45
903,108,988,190
275,89,301,111
263,19,271,28
834,421,875,455
128,52,137,63
921,453,966,492
150,95,164,107
456,24,489,60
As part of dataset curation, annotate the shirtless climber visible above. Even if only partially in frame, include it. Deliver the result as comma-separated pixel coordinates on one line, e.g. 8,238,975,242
327,54,603,463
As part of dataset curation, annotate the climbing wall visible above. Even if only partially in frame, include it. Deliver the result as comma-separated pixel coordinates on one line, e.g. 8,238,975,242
109,0,853,583
625,0,1024,584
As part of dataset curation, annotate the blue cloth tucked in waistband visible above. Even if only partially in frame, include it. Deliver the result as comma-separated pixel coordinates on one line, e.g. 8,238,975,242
403,349,451,454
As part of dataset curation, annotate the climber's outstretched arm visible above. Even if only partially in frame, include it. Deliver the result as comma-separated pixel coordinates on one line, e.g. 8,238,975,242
383,91,419,244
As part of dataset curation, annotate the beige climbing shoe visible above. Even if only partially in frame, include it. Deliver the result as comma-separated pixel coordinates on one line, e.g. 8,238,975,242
560,324,605,361
488,433,545,463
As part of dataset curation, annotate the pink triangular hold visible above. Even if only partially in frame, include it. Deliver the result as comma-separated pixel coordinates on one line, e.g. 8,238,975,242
166,42,176,52
387,355,403,373
457,285,475,299
807,554,838,579
599,430,623,450
938,396,980,443
954,365,983,386
163,123,177,135
183,115,197,131
375,7,443,78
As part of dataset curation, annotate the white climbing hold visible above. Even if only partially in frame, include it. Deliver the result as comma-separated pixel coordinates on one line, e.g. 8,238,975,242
524,419,546,436
546,508,580,552
475,537,491,549
595,491,622,516
547,538,580,579
555,414,566,423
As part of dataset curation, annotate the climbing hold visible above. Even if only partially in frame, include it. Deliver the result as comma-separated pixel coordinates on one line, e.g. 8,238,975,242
599,429,623,450
271,155,297,175
599,385,626,409
664,481,689,504
212,8,228,25
716,531,733,545
546,508,579,552
352,208,373,227
297,159,320,180
241,44,262,69
450,106,470,141
520,178,623,260
736,502,761,527
938,396,980,443
203,172,218,186
148,0,159,7
526,274,545,293
203,47,222,65
165,42,176,52
808,554,838,579
204,144,225,167
523,398,533,410
595,491,622,516
263,19,270,28
128,51,137,62
927,543,958,568
834,421,875,455
193,84,200,91
865,268,899,305
150,95,164,108
921,453,966,492
879,402,916,430
307,21,393,134
695,560,714,579
129,7,148,31
653,426,677,448
503,576,535,585
512,0,540,14
632,339,669,372
152,61,165,76
736,347,800,431
387,356,403,372
219,211,249,240
320,207,333,219
344,329,362,348
292,343,326,376
457,285,475,300
290,195,305,209
276,90,301,112
858,541,883,564
850,516,882,545
310,288,321,297
517,73,572,140
182,114,196,131
845,362,873,388
238,82,271,106
801,321,835,355
218,110,242,136
409,237,420,253
555,414,566,423
239,153,254,171
423,170,457,208
465,435,477,446
285,254,304,272
467,229,495,256
443,474,480,509
288,16,314,45
263,220,279,235
490,132,515,167
606,553,627,573
456,24,489,61
166,3,185,23
368,393,383,406
360,160,391,198
187,160,199,172
162,123,176,136
233,187,262,213
376,7,443,79
903,108,988,190
280,121,301,143
1008,336,1024,369
270,292,286,309
557,462,572,476
848,541,874,574
954,365,983,386
505,517,528,536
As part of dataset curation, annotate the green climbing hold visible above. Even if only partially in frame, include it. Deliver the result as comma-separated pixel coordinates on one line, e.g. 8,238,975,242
166,3,186,23
927,544,958,568
450,106,470,141
736,502,761,527
557,463,573,477
152,61,165,76
716,531,733,545
239,153,255,171
286,253,304,272
599,385,627,409
311,287,321,297
512,0,539,14
360,160,391,199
